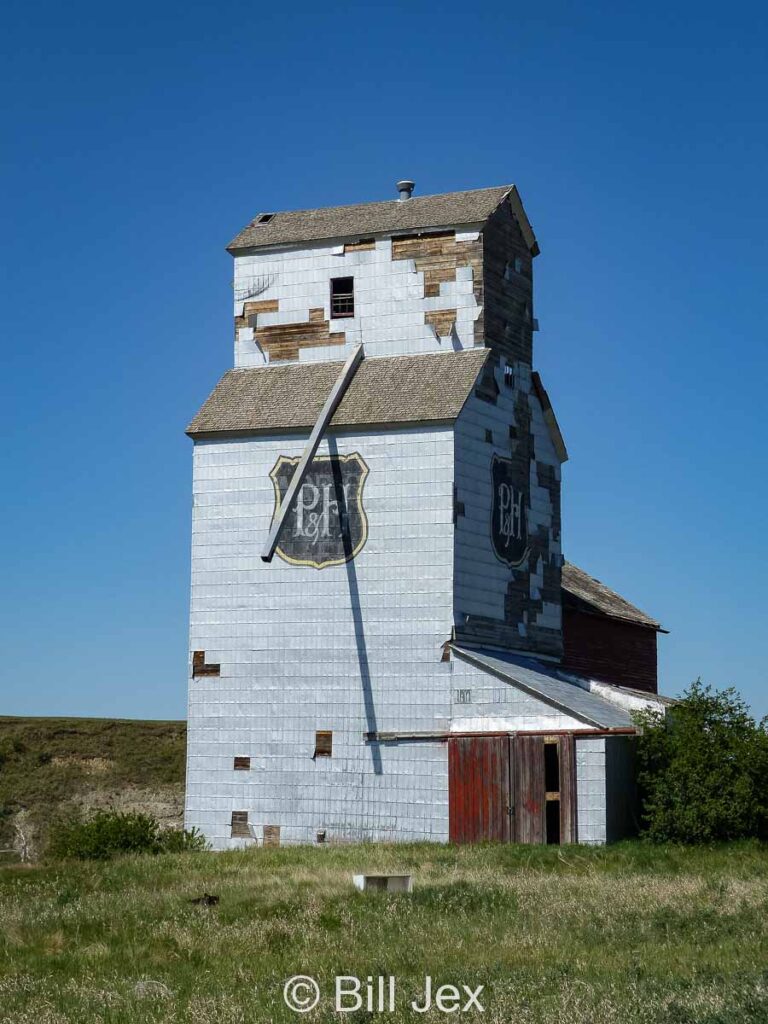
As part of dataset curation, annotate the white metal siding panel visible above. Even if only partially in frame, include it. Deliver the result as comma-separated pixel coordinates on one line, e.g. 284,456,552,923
448,655,585,733
233,238,480,367
575,737,607,844
185,426,454,848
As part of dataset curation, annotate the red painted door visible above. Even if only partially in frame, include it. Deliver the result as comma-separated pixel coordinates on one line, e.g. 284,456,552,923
448,736,512,843
448,734,577,845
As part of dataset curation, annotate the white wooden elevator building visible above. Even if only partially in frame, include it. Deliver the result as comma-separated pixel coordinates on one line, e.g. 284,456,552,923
184,182,668,848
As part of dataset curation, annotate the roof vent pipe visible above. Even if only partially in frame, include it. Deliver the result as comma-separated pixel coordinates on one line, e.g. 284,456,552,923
396,179,415,201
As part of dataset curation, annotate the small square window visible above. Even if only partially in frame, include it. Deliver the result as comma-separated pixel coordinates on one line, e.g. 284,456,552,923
314,730,333,757
258,213,274,224
330,277,354,318
233,756,251,771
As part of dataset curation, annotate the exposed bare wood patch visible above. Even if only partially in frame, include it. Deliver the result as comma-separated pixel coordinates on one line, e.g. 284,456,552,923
230,811,249,837
235,299,280,334
308,307,325,322
192,651,220,678
314,730,333,757
344,238,375,252
392,230,483,306
425,310,456,337
253,320,345,362
263,824,281,847
233,756,251,771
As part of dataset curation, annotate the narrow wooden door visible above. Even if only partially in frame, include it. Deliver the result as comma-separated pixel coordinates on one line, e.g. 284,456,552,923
448,736,512,843
558,734,577,844
511,734,577,844
512,735,546,843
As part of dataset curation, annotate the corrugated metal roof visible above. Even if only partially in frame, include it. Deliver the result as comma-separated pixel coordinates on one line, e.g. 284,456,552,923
227,184,532,252
452,647,635,729
562,561,662,630
187,348,490,437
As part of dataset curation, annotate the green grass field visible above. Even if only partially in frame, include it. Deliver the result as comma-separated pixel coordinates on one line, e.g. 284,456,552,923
2,841,767,1023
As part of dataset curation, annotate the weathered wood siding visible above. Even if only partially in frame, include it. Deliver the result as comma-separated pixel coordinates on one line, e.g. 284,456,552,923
481,201,534,364
561,609,658,693
448,736,511,843
513,735,546,843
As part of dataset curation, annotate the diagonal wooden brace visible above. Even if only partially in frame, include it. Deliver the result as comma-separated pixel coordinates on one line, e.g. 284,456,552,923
261,344,364,563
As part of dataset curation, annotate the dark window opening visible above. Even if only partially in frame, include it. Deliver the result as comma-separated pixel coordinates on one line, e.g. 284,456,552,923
546,799,561,845
544,741,560,793
330,277,354,318
503,365,515,388
233,756,251,771
258,213,274,224
314,730,333,757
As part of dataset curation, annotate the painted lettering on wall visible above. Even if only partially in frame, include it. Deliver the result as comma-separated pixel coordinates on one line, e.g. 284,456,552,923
269,453,369,569
490,454,529,567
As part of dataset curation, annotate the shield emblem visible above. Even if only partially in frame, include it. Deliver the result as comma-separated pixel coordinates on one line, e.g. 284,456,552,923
490,454,529,567
268,452,369,569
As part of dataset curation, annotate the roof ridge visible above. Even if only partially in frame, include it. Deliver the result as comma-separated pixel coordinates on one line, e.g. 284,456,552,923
562,560,662,630
227,183,524,253
244,183,514,223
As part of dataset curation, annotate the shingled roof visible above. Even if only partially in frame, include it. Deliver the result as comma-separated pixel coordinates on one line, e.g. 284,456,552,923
227,184,538,254
187,348,490,437
562,561,663,630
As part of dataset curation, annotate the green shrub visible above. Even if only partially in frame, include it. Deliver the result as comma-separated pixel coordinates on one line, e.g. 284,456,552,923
635,681,768,843
158,824,207,853
46,810,207,860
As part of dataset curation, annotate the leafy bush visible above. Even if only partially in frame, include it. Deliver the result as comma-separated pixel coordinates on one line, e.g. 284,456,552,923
635,681,768,843
47,810,207,860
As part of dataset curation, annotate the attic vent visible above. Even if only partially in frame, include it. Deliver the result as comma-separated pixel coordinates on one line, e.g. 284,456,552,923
258,214,274,224
396,179,415,201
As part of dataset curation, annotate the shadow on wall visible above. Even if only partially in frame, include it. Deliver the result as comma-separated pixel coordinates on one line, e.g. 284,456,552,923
329,436,383,775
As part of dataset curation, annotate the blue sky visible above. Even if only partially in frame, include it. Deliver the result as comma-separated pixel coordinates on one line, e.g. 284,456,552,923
1,0,766,720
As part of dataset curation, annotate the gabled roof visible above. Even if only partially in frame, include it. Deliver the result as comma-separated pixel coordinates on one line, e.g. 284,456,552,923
227,184,538,254
452,647,635,729
562,561,664,630
187,348,490,438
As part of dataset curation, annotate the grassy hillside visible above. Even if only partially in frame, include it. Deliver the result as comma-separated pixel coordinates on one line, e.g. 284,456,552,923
0,717,185,861
2,841,767,1023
